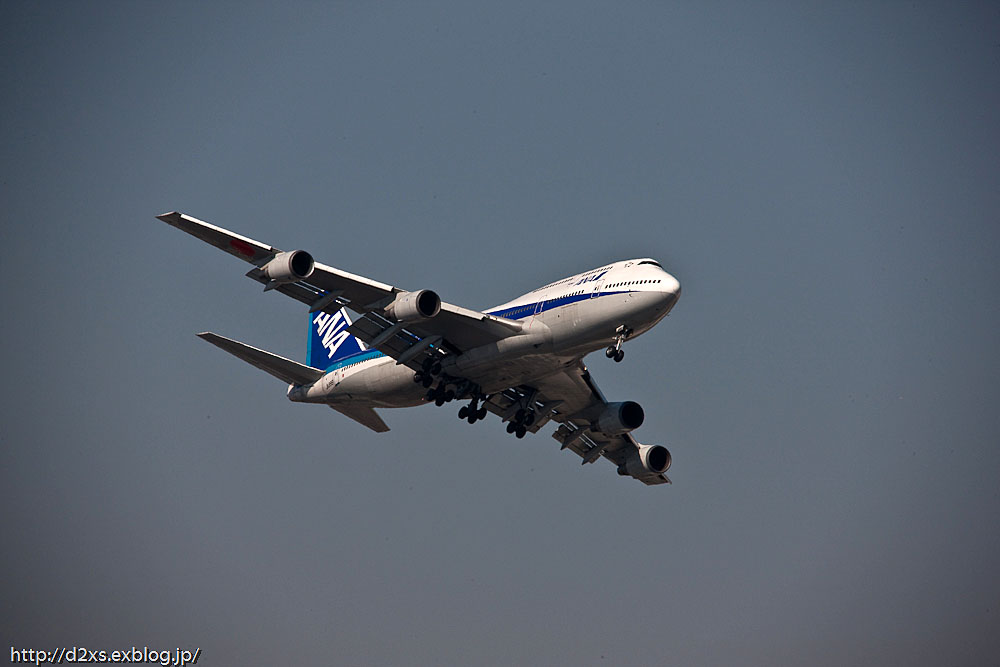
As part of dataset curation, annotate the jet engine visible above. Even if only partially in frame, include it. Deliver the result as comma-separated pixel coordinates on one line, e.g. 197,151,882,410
592,401,644,434
385,290,441,322
261,250,314,284
621,443,672,477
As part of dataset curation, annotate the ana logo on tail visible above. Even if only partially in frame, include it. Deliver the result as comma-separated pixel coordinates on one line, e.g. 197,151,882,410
308,309,368,369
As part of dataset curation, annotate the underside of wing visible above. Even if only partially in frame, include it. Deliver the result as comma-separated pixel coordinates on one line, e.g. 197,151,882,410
158,211,278,264
158,211,520,370
484,362,672,485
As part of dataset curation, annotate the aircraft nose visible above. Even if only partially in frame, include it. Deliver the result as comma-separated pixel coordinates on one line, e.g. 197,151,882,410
661,271,681,302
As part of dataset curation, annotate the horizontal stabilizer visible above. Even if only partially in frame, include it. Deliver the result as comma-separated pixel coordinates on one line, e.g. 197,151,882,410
329,404,390,432
197,332,324,386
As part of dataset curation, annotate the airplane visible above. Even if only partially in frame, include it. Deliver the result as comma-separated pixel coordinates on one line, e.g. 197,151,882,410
157,212,682,485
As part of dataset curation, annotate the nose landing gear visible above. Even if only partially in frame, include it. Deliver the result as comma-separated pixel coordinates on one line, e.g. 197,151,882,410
606,325,632,363
605,347,625,362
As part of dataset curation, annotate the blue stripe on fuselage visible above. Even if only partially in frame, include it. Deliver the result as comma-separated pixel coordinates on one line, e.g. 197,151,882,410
320,348,386,373
319,289,632,374
486,289,628,320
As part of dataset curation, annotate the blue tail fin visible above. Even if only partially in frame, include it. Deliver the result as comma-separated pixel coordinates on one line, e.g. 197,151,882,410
307,308,368,370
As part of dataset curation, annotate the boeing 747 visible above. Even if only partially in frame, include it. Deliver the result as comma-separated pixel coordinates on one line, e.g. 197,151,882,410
158,212,681,485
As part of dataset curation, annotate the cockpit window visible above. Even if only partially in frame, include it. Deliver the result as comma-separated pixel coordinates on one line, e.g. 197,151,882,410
638,260,662,268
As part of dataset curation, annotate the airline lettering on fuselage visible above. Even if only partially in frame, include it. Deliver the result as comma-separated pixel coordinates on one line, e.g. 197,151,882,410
575,270,609,286
313,310,354,359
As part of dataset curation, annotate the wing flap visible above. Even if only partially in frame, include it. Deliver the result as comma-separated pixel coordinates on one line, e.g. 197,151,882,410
430,304,523,348
346,311,435,370
302,261,400,314
348,305,521,356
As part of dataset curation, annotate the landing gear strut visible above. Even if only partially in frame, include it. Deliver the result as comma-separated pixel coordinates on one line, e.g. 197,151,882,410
605,325,632,363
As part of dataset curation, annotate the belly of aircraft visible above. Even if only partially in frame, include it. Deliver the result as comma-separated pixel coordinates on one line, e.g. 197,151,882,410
321,291,672,409
329,359,426,408
465,354,572,395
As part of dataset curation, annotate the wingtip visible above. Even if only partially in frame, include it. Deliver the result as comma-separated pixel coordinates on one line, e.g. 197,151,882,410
156,211,180,222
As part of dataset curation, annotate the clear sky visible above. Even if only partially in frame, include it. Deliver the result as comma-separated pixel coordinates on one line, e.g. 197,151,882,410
2,2,999,665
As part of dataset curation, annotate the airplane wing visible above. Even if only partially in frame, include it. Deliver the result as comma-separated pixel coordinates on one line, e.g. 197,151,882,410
481,361,671,485
157,212,521,365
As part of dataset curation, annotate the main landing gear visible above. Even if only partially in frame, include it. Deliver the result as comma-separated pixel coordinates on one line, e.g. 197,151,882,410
458,396,488,424
414,357,457,406
504,407,534,439
413,357,444,388
416,365,488,421
605,325,633,363
414,362,532,437
426,382,455,406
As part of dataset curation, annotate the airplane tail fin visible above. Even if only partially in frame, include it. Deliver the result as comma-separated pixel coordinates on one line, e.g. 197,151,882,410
197,332,324,386
307,308,368,370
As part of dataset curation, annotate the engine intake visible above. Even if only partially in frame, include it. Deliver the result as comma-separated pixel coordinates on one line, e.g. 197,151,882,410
621,444,672,477
385,290,441,322
262,250,314,284
593,401,644,434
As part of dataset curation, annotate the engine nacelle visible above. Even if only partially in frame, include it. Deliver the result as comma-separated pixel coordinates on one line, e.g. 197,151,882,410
621,443,672,477
592,401,644,434
385,290,441,322
262,250,314,284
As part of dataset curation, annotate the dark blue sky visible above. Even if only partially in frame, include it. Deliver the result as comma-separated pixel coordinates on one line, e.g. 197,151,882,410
3,3,999,664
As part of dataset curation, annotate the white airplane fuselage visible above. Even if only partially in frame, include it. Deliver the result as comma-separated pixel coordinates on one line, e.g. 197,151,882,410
288,258,680,408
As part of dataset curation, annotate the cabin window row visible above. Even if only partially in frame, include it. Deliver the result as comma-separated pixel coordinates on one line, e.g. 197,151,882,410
608,279,663,288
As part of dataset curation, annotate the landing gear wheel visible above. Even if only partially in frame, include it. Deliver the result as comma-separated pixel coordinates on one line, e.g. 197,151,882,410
444,390,455,402
467,413,477,424
606,346,616,358
435,396,446,407
614,349,625,363
506,422,517,434
476,407,487,420
515,426,527,439
458,406,469,419
430,362,442,376
422,375,434,388
413,372,424,384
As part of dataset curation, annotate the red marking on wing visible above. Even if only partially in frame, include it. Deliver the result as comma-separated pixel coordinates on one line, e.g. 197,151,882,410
229,239,256,258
